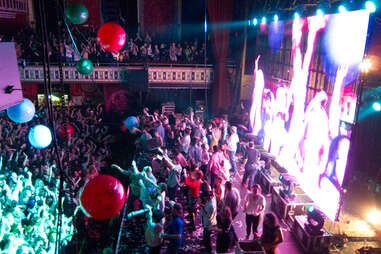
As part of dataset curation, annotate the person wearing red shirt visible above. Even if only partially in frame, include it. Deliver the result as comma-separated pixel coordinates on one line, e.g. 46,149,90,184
184,169,203,232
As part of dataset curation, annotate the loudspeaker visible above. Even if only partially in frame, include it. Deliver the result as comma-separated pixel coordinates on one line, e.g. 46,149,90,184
0,42,23,111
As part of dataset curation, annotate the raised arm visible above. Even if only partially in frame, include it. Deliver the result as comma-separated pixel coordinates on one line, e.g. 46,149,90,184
111,163,130,175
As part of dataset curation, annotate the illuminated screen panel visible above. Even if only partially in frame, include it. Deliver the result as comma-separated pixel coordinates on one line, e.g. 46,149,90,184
250,10,369,220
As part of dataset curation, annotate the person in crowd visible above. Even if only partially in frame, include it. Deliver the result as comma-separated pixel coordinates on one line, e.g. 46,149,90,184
214,176,225,210
210,122,222,150
226,126,239,177
179,128,191,154
162,203,184,254
260,212,283,254
224,181,240,220
145,208,165,254
155,120,165,142
174,147,188,169
216,206,235,253
242,141,260,189
164,154,182,201
208,145,224,189
200,143,210,179
200,190,217,253
188,138,203,169
244,184,266,240
184,168,202,231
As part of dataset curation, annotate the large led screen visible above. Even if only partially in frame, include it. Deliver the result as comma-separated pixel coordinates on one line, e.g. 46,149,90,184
250,10,370,220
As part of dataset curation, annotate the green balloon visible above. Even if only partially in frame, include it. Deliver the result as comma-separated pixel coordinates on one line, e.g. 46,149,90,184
65,2,89,25
76,58,93,75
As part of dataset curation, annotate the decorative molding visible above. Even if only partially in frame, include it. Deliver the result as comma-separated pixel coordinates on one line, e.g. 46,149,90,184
20,66,214,88
148,67,213,89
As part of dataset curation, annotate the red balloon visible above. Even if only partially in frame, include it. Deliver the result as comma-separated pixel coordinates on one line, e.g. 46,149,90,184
97,22,126,52
79,175,126,220
58,124,75,139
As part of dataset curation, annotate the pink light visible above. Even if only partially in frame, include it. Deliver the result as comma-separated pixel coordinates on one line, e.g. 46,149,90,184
250,65,265,135
329,66,348,137
252,11,368,221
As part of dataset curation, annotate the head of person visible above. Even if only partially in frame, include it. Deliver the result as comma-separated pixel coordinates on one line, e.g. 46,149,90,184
251,184,262,196
213,145,218,153
249,141,255,149
158,182,167,193
172,203,182,217
225,181,232,192
230,126,237,134
152,209,164,223
263,212,278,228
143,166,152,175
192,170,203,180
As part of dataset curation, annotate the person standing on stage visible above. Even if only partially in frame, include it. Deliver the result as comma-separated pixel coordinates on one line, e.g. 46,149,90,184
243,184,266,240
242,141,260,189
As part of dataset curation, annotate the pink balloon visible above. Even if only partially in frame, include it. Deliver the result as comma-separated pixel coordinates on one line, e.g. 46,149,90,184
97,22,126,52
79,175,126,220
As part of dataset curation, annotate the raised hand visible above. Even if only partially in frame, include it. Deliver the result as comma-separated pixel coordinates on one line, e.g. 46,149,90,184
111,164,122,171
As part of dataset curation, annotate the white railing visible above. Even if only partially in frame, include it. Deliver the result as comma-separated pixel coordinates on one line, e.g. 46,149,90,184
0,0,27,13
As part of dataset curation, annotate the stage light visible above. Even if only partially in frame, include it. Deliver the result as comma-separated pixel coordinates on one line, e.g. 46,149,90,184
248,20,251,26
261,17,266,24
360,58,372,73
372,101,381,111
367,209,381,225
253,18,258,26
365,1,376,13
307,205,315,213
339,5,347,13
48,94,60,102
316,9,324,16
274,14,279,23
294,12,300,20
305,207,325,235
279,174,283,181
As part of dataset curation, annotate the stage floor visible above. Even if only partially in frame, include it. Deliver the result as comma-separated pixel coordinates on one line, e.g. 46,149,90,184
231,166,303,254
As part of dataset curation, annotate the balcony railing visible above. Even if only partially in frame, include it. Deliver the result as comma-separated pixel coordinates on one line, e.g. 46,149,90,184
20,63,215,89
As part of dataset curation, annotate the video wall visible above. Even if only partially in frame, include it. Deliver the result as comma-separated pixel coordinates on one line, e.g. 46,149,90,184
250,10,370,220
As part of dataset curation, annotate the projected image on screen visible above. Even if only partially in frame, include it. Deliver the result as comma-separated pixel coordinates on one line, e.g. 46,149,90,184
250,10,369,220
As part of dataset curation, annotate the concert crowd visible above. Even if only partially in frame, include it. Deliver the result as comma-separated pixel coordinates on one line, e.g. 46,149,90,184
0,102,284,253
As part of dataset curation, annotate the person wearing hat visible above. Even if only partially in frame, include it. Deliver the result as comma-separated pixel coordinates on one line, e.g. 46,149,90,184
226,126,239,177
200,190,217,252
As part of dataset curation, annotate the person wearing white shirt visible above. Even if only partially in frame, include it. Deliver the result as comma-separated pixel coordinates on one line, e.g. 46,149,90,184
200,191,217,252
226,126,239,176
244,184,266,240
